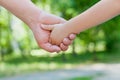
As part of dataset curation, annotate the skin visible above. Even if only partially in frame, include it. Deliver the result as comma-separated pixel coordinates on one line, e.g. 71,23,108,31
0,0,76,52
42,0,120,45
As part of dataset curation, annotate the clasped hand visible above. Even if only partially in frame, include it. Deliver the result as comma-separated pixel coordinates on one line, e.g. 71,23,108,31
30,12,76,53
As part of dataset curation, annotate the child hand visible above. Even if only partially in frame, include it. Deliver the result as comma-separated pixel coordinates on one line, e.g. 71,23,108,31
41,24,73,45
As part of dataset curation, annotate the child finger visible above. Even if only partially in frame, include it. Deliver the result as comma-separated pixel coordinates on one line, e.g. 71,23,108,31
63,38,72,46
60,43,68,51
69,34,76,40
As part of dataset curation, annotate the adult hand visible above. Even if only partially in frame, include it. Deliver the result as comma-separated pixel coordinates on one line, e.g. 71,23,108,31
0,0,76,52
30,11,76,52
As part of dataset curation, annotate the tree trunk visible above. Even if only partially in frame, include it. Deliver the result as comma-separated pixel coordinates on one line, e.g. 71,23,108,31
93,42,97,61
1,53,4,61
62,52,66,62
86,44,90,53
72,41,77,56
92,27,100,61
8,12,22,56
0,51,4,61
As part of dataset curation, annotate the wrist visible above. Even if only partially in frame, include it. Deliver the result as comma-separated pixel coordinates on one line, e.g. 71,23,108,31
17,2,43,27
63,22,79,34
60,23,74,35
25,8,43,27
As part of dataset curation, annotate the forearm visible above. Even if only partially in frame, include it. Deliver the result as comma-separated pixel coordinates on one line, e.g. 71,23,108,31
64,0,120,34
0,0,42,28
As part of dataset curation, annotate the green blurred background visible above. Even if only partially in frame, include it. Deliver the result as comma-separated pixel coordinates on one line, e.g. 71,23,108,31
0,0,120,80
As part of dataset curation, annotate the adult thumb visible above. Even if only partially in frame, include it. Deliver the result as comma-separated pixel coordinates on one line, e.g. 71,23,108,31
41,24,54,31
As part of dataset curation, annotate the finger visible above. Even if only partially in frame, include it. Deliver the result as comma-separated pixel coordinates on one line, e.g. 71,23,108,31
69,34,76,40
60,43,68,51
50,14,67,23
48,38,52,43
41,43,61,53
52,45,61,53
42,13,66,24
41,24,54,31
49,36,56,45
63,38,72,46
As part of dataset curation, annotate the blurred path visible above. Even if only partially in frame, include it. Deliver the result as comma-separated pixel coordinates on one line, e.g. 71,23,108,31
0,63,120,80
93,64,120,80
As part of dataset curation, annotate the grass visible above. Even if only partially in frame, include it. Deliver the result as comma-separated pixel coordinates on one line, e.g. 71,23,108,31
0,51,120,78
68,76,93,80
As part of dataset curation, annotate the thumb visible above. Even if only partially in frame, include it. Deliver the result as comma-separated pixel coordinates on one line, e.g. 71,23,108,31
41,24,55,31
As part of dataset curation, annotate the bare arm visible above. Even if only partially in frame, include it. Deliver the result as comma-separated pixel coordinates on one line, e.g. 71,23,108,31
0,0,41,29
0,0,76,52
64,0,120,34
41,0,120,45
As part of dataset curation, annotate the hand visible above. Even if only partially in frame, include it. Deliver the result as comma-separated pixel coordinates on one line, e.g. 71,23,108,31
0,0,76,52
41,23,75,45
29,11,76,52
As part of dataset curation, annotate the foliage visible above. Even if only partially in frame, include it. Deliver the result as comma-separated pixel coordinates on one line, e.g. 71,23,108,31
0,0,120,78
69,76,92,80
